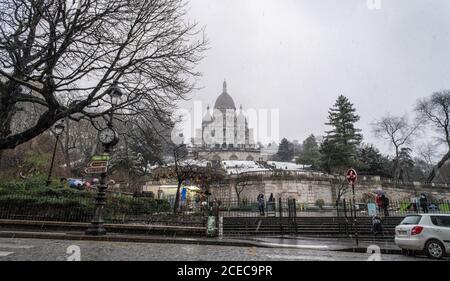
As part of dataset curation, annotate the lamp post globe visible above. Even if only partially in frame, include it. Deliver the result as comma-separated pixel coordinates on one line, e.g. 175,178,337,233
45,121,65,186
109,84,123,106
54,122,65,136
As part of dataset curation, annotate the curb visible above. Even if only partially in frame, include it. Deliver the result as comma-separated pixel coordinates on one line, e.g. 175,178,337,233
0,219,205,236
0,230,271,248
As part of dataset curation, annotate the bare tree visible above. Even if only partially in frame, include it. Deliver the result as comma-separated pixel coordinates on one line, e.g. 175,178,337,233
0,0,206,152
57,118,99,176
416,90,450,182
417,142,438,176
332,176,348,206
373,114,419,181
233,172,253,206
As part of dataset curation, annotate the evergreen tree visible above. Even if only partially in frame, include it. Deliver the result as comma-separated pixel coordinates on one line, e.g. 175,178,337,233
320,95,363,173
275,138,294,162
355,144,392,177
398,147,415,181
296,134,321,169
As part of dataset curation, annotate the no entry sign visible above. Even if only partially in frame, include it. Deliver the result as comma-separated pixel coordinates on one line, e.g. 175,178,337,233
346,168,357,185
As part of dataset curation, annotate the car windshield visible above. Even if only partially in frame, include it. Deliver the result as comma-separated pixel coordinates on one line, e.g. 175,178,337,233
401,215,422,225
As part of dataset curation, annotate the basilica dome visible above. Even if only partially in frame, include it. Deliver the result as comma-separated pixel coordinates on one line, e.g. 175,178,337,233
214,80,236,110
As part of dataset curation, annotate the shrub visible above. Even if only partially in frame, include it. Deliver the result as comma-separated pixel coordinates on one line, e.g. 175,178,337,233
315,199,325,209
0,180,171,222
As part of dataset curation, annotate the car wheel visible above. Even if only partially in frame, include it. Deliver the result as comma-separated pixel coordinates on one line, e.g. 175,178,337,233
425,239,444,259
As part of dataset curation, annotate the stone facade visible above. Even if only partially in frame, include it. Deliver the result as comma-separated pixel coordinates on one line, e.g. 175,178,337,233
192,148,263,162
191,80,265,161
208,173,450,203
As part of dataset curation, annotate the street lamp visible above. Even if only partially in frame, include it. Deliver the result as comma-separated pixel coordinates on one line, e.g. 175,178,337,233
86,84,122,236
45,121,65,186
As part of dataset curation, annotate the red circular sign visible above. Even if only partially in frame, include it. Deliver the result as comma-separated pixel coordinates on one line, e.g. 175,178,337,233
346,169,357,184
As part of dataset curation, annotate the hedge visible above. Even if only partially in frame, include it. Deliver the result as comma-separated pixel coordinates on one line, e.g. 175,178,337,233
0,181,171,223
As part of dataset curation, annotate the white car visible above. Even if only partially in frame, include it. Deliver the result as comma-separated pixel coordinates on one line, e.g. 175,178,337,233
395,214,450,259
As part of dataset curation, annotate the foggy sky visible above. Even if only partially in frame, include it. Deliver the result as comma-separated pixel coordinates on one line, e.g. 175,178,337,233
181,0,450,156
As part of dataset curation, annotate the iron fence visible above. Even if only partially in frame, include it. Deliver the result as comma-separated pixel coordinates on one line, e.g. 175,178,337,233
218,198,300,217
1,193,448,224
0,194,205,226
217,198,450,218
338,199,450,218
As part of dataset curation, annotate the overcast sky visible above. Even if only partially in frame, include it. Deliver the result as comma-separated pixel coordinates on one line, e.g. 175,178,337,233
181,0,450,156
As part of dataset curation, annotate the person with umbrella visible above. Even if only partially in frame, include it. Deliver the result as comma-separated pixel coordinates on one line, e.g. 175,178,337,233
375,188,384,214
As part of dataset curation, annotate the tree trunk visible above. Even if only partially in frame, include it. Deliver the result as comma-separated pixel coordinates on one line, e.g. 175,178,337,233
173,178,182,213
427,150,450,183
0,82,18,152
394,147,400,182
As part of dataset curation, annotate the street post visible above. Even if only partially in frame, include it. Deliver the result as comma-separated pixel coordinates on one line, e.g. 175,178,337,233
346,168,359,247
85,84,122,235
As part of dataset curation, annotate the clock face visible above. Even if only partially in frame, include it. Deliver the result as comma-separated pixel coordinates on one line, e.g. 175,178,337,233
99,128,116,144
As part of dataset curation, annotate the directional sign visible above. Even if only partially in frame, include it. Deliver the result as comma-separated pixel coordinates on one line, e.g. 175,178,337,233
346,168,357,185
85,166,107,174
91,154,110,161
88,161,108,167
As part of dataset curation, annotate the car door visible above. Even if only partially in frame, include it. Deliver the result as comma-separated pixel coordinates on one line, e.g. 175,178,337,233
430,215,450,253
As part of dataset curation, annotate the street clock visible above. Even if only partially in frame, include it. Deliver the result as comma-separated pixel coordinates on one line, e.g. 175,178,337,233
98,127,119,146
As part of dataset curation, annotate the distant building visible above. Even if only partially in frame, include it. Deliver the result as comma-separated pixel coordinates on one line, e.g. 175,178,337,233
190,80,264,162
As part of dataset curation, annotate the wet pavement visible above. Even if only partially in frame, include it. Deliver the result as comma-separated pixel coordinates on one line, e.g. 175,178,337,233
0,237,432,261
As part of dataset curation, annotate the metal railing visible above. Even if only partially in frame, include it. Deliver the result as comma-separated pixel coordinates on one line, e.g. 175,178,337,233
338,199,450,218
217,198,450,218
0,194,204,225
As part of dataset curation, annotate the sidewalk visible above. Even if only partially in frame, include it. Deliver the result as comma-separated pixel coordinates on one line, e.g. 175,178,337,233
248,236,402,254
0,229,268,248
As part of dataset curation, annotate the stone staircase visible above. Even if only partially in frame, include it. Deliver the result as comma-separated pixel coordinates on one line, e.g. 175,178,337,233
223,216,403,240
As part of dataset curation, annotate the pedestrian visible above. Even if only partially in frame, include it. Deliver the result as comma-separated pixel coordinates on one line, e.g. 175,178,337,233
381,194,390,217
375,192,383,214
419,193,428,213
269,193,274,202
257,193,265,216
372,216,384,237
213,197,220,216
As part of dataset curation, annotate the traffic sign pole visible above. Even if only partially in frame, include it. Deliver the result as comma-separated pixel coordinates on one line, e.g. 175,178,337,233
352,182,359,248
346,168,359,248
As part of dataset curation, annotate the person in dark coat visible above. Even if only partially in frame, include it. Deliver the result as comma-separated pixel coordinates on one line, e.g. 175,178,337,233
419,193,428,213
257,193,265,216
372,216,384,237
381,194,390,217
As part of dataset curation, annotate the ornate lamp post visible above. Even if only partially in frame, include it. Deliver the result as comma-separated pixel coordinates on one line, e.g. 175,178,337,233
86,84,122,235
46,121,65,186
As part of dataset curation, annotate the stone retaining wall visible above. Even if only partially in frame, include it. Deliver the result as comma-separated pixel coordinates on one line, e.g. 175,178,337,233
208,173,450,203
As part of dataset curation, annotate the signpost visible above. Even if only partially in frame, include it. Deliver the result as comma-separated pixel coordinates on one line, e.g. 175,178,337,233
84,160,109,174
346,168,359,247
91,154,110,161
85,166,108,174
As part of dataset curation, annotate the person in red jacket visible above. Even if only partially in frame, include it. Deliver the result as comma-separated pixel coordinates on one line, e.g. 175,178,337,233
376,193,383,214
